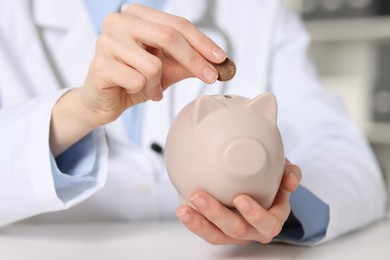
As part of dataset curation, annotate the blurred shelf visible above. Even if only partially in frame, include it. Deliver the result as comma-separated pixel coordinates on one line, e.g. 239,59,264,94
305,16,390,42
365,122,390,145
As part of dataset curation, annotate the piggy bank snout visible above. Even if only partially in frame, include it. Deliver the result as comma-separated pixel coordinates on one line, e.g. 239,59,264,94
224,138,267,179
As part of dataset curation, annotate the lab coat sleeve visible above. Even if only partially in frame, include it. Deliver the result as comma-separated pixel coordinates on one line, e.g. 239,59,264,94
0,90,108,227
50,130,106,206
277,186,329,244
269,3,387,245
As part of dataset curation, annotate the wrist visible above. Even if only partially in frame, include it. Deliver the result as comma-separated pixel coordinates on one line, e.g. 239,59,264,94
50,88,97,156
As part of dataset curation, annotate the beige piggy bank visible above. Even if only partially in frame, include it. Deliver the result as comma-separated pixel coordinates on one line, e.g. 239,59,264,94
164,92,285,209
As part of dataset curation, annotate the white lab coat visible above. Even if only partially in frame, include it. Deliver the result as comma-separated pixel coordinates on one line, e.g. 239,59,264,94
0,0,386,244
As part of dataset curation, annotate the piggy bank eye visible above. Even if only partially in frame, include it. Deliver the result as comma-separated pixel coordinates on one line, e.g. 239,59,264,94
223,138,267,179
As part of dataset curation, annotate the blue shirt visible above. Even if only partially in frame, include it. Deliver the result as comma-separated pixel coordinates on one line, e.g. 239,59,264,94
50,0,329,244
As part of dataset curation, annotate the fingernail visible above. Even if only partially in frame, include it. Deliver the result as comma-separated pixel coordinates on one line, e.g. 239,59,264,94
235,197,250,212
212,47,226,61
190,194,207,210
289,172,299,189
203,66,218,83
151,84,163,101
176,208,191,223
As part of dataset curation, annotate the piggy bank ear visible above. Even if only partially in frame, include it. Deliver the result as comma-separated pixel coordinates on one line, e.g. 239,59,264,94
247,92,277,125
193,95,224,126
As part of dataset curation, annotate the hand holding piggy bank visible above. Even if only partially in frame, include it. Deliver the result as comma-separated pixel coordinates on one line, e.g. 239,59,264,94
164,92,284,209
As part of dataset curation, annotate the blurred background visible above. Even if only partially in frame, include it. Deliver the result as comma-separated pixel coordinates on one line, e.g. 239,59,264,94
285,0,390,208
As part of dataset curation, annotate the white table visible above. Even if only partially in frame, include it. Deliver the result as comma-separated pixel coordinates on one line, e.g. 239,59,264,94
1,220,389,260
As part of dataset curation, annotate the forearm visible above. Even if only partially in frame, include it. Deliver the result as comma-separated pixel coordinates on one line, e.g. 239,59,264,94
50,88,97,157
0,91,85,226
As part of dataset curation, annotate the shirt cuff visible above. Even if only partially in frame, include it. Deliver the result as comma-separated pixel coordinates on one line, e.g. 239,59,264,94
277,185,330,245
49,129,106,206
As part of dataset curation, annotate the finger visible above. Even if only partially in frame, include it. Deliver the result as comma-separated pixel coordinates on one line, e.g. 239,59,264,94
89,55,146,95
284,159,302,182
150,51,194,87
176,206,247,246
119,46,163,98
234,194,286,243
280,172,298,193
96,34,163,100
128,20,219,83
125,4,227,63
268,190,292,224
146,47,194,89
103,11,218,84
149,83,163,102
281,161,301,192
189,191,257,241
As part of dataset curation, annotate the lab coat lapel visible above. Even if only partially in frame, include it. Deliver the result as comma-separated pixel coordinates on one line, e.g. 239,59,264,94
33,0,97,88
33,0,76,30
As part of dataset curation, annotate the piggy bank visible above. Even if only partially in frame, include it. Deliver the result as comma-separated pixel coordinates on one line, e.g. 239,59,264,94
164,92,285,209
